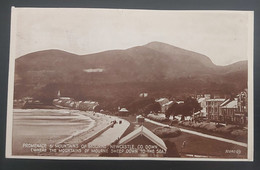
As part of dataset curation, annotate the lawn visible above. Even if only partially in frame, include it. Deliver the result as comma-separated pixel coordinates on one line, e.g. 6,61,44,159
175,122,248,143
165,132,247,158
121,115,247,159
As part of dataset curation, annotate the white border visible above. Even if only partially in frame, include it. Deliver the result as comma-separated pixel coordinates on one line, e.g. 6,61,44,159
5,7,254,161
247,11,254,162
5,6,17,158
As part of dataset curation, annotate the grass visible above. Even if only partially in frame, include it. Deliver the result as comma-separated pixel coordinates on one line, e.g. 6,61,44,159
121,115,247,158
165,132,247,158
142,117,248,143
175,122,248,143
153,127,181,138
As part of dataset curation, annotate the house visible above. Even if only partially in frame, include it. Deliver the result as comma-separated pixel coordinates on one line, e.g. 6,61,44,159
206,98,226,122
235,90,248,125
176,101,184,104
219,90,248,125
156,98,169,106
220,98,239,124
139,93,148,98
197,98,207,117
118,126,167,157
117,108,130,116
78,101,99,111
53,97,74,108
161,101,174,113
196,94,210,118
74,101,82,109
155,98,171,113
136,115,145,123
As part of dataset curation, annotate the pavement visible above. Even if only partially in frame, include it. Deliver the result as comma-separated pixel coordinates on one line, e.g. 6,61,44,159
145,118,248,148
69,116,130,157
88,118,130,147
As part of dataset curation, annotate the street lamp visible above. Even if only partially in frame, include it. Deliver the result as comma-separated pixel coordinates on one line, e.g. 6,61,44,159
180,140,186,157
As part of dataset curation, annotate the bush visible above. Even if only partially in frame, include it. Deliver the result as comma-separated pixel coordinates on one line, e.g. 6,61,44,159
169,119,179,125
198,122,209,129
215,125,237,134
153,127,181,138
178,120,247,141
230,129,247,137
147,114,167,122
181,121,192,126
204,123,217,132
192,122,202,128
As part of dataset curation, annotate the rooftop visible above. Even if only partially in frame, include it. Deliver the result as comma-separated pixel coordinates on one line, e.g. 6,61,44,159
197,98,206,103
206,98,226,102
59,97,71,100
118,126,167,151
119,108,129,112
162,101,174,106
156,98,168,102
220,100,238,109
220,99,230,107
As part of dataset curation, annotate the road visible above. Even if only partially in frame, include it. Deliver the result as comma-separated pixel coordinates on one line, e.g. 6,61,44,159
88,118,130,147
145,118,248,148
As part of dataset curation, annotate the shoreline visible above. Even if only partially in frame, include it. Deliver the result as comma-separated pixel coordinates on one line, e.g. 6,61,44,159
12,108,130,157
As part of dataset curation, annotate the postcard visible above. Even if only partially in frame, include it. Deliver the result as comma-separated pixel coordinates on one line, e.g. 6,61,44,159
6,7,254,161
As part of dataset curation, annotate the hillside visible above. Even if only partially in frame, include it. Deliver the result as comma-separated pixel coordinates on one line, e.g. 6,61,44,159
14,42,248,107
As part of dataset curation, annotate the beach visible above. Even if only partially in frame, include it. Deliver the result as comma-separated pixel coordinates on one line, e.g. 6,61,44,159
12,109,130,156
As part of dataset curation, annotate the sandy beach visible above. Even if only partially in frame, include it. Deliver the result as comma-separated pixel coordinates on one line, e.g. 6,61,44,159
12,109,129,156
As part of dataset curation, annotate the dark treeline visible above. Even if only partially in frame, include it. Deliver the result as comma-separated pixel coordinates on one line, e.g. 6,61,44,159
14,77,245,107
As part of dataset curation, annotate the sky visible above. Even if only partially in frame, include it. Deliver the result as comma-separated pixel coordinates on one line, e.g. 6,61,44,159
12,8,253,65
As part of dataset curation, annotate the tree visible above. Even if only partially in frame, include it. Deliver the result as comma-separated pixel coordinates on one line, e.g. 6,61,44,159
143,102,161,115
165,97,202,120
184,97,202,114
165,103,178,119
94,105,102,112
127,98,156,114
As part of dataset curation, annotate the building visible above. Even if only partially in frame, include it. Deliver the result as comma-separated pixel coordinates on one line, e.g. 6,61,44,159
118,126,167,157
220,89,248,125
205,90,248,125
218,99,231,121
219,97,247,125
53,97,74,108
206,98,226,122
176,101,184,104
235,90,248,125
161,101,174,113
78,101,99,111
156,98,169,106
136,115,145,123
196,94,211,117
139,93,148,98
155,98,171,113
117,108,130,116
219,98,238,123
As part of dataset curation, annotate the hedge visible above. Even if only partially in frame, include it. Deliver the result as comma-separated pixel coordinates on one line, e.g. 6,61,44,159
153,127,181,138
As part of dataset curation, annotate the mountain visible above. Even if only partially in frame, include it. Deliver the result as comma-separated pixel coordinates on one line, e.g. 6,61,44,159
144,41,216,68
14,41,248,105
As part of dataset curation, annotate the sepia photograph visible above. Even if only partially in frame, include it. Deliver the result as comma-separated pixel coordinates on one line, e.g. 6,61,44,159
5,7,254,161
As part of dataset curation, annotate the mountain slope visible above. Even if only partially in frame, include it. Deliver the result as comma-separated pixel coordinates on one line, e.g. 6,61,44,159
145,41,216,68
14,42,248,104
